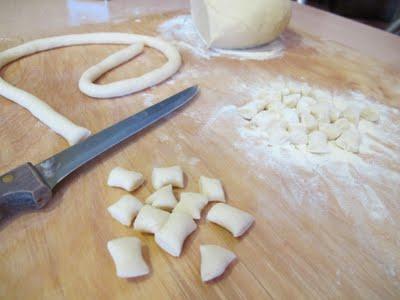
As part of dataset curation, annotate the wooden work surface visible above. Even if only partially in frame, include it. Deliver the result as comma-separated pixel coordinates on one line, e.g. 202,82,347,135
0,2,400,299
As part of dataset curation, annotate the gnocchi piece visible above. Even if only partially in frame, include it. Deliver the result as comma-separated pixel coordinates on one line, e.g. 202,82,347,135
296,96,316,115
237,100,266,120
319,123,341,140
107,237,149,278
361,107,379,122
200,245,236,282
329,107,341,122
145,184,177,210
334,118,352,133
342,106,360,124
287,81,302,93
332,95,349,112
300,82,312,96
206,203,254,237
335,128,361,153
311,89,332,103
288,125,308,145
152,166,184,189
133,205,170,234
267,100,286,112
281,87,291,96
199,176,225,202
251,111,280,128
310,102,331,123
280,108,299,125
107,195,143,226
155,212,197,257
283,93,301,108
173,192,208,220
308,131,330,153
300,113,318,132
107,167,144,192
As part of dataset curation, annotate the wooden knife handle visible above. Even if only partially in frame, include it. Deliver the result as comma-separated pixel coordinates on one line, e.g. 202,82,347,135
0,163,52,214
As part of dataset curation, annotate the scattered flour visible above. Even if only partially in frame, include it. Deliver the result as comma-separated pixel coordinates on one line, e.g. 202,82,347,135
205,81,400,225
142,93,155,107
158,15,284,61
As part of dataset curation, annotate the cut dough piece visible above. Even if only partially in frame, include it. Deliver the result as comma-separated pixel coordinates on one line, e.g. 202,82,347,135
0,33,181,145
199,176,225,202
281,87,291,96
155,212,197,257
342,106,360,124
308,131,330,153
190,0,292,49
335,128,361,153
269,80,286,91
251,111,280,129
311,89,332,103
133,205,170,234
207,203,254,237
334,118,352,133
280,108,299,125
296,96,316,115
319,123,341,140
310,102,331,123
107,237,149,278
173,192,208,219
200,245,236,282
329,107,341,122
107,195,143,226
300,83,312,96
283,93,301,108
260,89,282,103
152,166,184,189
361,107,379,122
267,100,286,112
145,184,177,210
237,100,266,120
300,113,318,132
107,167,144,192
288,125,308,145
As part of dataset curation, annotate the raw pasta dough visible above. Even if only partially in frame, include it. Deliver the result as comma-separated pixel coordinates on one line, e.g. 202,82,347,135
107,167,144,192
107,237,149,278
0,33,181,145
199,176,225,202
107,195,143,226
133,205,170,234
173,192,208,219
152,166,184,189
207,203,254,237
155,211,197,257
200,245,236,282
145,184,178,210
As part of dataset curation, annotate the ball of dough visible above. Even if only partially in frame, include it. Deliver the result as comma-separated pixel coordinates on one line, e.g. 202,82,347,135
191,0,292,49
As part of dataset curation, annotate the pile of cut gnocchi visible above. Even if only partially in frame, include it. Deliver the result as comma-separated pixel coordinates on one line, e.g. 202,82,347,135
238,80,380,153
106,166,254,282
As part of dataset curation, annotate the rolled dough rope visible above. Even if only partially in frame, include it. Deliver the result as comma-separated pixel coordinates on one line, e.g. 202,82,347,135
0,32,182,145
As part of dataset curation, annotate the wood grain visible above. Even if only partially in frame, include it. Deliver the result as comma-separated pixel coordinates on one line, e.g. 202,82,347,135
0,5,400,300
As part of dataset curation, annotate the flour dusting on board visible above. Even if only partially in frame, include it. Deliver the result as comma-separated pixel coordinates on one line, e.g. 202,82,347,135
158,15,284,60
206,79,400,224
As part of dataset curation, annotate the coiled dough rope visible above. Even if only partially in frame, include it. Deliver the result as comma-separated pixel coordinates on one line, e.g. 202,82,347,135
0,33,182,145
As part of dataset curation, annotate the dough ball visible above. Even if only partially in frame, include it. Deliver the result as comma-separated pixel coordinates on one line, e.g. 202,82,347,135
191,0,292,49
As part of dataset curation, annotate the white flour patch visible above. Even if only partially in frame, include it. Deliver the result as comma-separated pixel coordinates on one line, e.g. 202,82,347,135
158,15,284,61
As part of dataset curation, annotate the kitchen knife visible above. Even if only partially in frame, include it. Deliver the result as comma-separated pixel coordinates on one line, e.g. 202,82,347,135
0,85,199,215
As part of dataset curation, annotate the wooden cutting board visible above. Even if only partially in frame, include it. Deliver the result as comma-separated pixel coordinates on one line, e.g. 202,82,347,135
0,10,399,300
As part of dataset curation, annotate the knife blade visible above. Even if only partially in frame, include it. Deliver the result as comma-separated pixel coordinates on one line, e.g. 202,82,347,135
0,85,199,214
